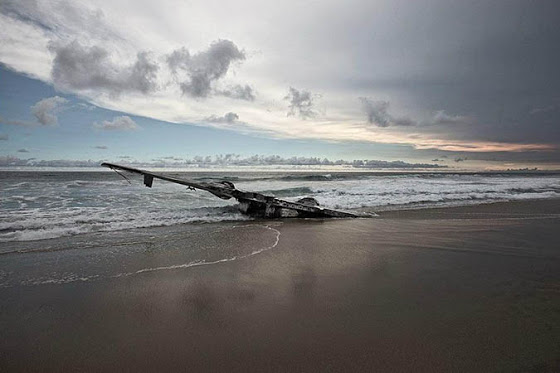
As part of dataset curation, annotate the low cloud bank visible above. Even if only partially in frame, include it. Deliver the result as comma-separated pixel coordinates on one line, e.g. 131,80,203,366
1,154,445,169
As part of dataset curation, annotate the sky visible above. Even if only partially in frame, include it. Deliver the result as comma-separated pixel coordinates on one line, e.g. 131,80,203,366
1,0,559,170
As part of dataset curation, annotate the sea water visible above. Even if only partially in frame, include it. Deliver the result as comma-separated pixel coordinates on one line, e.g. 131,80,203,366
1,169,559,242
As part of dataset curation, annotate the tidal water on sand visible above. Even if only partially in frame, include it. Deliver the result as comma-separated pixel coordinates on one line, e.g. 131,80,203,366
0,222,281,288
1,169,560,242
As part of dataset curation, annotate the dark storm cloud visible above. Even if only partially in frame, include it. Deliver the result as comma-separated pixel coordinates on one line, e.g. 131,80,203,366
17,148,30,153
318,1,560,147
285,87,317,119
94,145,108,149
359,98,416,127
50,40,158,95
530,100,560,115
205,112,239,124
166,40,246,98
441,2,560,145
31,96,68,125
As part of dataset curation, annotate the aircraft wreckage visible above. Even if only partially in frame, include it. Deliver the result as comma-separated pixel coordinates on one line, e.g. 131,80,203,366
102,163,358,218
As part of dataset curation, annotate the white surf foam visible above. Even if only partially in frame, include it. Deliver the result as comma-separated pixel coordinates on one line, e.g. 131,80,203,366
2,173,559,242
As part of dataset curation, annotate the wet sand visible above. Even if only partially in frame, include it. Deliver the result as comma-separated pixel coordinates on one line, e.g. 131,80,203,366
1,200,559,372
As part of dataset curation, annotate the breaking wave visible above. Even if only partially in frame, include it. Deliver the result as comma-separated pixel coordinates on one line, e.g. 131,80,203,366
0,206,247,242
1,171,559,241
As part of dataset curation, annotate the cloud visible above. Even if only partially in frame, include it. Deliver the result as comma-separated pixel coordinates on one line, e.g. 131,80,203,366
218,84,255,101
432,110,473,125
0,134,8,141
0,154,445,169
0,156,102,167
77,102,96,111
454,157,467,162
360,98,390,127
167,40,246,98
359,98,416,127
285,87,317,119
166,47,190,74
50,40,158,95
530,103,559,115
391,117,416,127
0,0,119,41
204,112,239,124
161,156,183,161
1,1,559,158
94,145,108,149
31,96,68,125
0,115,35,127
94,116,138,131
1,97,67,127
17,148,30,153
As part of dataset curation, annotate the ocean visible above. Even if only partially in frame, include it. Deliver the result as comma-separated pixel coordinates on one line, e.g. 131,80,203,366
1,169,560,242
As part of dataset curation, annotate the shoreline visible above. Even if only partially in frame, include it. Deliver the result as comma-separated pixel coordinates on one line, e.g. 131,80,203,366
1,198,559,246
375,197,560,218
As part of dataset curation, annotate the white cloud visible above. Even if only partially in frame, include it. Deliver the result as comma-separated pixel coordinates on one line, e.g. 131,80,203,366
204,112,239,124
218,84,255,101
0,154,445,169
432,110,473,125
94,116,138,130
31,96,68,125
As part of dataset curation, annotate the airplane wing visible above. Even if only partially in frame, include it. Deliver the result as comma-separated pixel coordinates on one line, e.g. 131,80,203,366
101,162,358,218
101,162,235,199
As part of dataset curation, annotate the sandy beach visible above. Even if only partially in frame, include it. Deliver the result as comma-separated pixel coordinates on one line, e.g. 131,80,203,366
1,199,559,372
